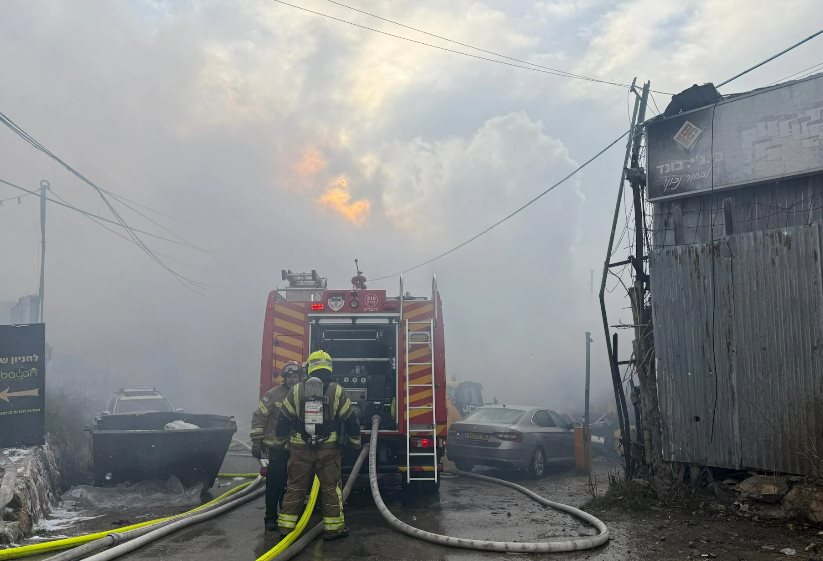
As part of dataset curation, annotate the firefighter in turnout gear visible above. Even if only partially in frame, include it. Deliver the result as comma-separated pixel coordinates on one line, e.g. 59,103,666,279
274,350,361,540
250,359,304,531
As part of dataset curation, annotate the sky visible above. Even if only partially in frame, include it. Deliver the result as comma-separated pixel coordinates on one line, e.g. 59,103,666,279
1,0,821,422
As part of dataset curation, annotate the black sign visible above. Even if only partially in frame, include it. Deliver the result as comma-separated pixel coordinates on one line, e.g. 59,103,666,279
0,324,46,447
648,75,823,201
647,107,715,201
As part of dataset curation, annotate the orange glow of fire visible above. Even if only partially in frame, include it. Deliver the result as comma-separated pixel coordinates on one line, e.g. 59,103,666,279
316,176,370,225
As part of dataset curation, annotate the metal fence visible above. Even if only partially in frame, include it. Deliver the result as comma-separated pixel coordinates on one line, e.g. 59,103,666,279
651,199,823,475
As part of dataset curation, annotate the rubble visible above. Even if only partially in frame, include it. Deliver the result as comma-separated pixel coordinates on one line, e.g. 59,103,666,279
736,475,789,503
0,437,62,544
784,485,823,523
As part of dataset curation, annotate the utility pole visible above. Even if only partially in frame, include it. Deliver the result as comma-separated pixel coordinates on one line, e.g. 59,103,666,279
626,82,664,474
584,331,593,473
38,180,48,323
600,78,640,477
589,269,594,299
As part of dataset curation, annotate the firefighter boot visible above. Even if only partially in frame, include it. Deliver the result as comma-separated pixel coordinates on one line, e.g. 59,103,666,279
323,526,350,540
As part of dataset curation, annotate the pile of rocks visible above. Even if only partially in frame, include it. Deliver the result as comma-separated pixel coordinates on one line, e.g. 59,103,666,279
734,474,823,523
0,436,63,544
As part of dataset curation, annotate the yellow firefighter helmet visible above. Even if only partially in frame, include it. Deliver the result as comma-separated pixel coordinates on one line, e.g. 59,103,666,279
306,350,333,376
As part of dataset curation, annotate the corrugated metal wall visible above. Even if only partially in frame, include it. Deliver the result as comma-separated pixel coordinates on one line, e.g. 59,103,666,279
651,175,823,475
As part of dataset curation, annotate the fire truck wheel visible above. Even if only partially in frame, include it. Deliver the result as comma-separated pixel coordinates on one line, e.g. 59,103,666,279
529,447,546,479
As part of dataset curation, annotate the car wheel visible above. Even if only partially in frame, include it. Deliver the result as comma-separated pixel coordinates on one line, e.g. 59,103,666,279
454,461,474,472
529,448,545,479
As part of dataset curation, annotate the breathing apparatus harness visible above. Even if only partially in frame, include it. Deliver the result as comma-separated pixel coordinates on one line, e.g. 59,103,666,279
300,376,333,446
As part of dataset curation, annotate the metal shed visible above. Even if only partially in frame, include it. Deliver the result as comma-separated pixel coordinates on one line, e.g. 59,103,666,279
648,74,823,475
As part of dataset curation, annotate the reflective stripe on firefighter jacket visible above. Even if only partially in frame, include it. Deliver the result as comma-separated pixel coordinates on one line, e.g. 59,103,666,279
249,383,291,449
274,381,360,449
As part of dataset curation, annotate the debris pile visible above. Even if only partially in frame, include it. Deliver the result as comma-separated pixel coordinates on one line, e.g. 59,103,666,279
0,437,62,544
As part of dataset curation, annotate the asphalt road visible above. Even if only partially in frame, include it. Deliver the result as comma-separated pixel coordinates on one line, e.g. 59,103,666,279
115,453,635,561
22,447,823,560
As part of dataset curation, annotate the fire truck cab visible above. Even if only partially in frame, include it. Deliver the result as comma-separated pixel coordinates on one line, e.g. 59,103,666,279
259,270,447,492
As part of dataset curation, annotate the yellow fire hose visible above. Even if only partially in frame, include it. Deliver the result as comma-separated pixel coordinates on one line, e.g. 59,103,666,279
0,478,257,560
254,477,320,561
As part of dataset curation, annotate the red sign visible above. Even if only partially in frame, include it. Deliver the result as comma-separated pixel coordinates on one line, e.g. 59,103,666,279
319,290,387,313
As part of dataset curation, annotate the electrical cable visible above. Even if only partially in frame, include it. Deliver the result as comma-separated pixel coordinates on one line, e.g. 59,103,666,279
46,187,203,269
0,192,34,205
768,60,823,85
648,91,662,116
273,0,672,95
322,0,672,94
718,28,823,88
0,111,206,292
372,128,630,281
0,179,205,250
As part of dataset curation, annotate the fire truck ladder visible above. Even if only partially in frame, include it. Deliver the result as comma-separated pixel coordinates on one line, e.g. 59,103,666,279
404,318,438,483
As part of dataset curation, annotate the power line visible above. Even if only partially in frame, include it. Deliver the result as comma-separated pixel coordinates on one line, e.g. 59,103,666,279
768,60,823,85
371,128,630,281
799,64,823,80
718,28,823,88
0,111,206,291
0,191,34,205
0,178,204,249
273,0,674,95
322,0,673,94
46,186,202,269
648,91,662,116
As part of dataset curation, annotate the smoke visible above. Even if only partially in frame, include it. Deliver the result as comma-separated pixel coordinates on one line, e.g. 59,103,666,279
0,0,820,428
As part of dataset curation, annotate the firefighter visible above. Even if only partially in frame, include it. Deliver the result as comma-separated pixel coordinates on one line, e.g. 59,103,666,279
273,350,361,540
250,359,304,531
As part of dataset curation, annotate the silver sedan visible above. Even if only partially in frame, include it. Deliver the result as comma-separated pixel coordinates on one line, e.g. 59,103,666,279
446,405,575,478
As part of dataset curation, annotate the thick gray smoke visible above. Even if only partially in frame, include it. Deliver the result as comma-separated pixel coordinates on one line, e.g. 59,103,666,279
0,0,819,425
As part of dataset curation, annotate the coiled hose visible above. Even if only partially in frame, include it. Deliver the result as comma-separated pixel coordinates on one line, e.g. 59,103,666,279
367,416,610,553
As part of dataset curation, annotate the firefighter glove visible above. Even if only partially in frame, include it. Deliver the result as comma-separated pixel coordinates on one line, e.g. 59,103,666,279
251,441,262,459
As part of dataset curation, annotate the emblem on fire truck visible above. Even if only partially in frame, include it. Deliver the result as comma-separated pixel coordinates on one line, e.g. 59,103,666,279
327,294,345,312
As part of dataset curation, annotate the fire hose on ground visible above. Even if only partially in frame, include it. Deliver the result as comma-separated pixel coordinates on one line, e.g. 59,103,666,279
276,416,610,558
0,476,264,561
365,415,609,554
2,418,609,560
51,480,268,561
271,442,370,561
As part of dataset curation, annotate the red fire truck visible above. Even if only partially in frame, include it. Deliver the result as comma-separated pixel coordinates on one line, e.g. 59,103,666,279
259,269,447,492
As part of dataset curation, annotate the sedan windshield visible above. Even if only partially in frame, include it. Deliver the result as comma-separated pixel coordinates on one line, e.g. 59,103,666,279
463,408,525,425
115,397,172,414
